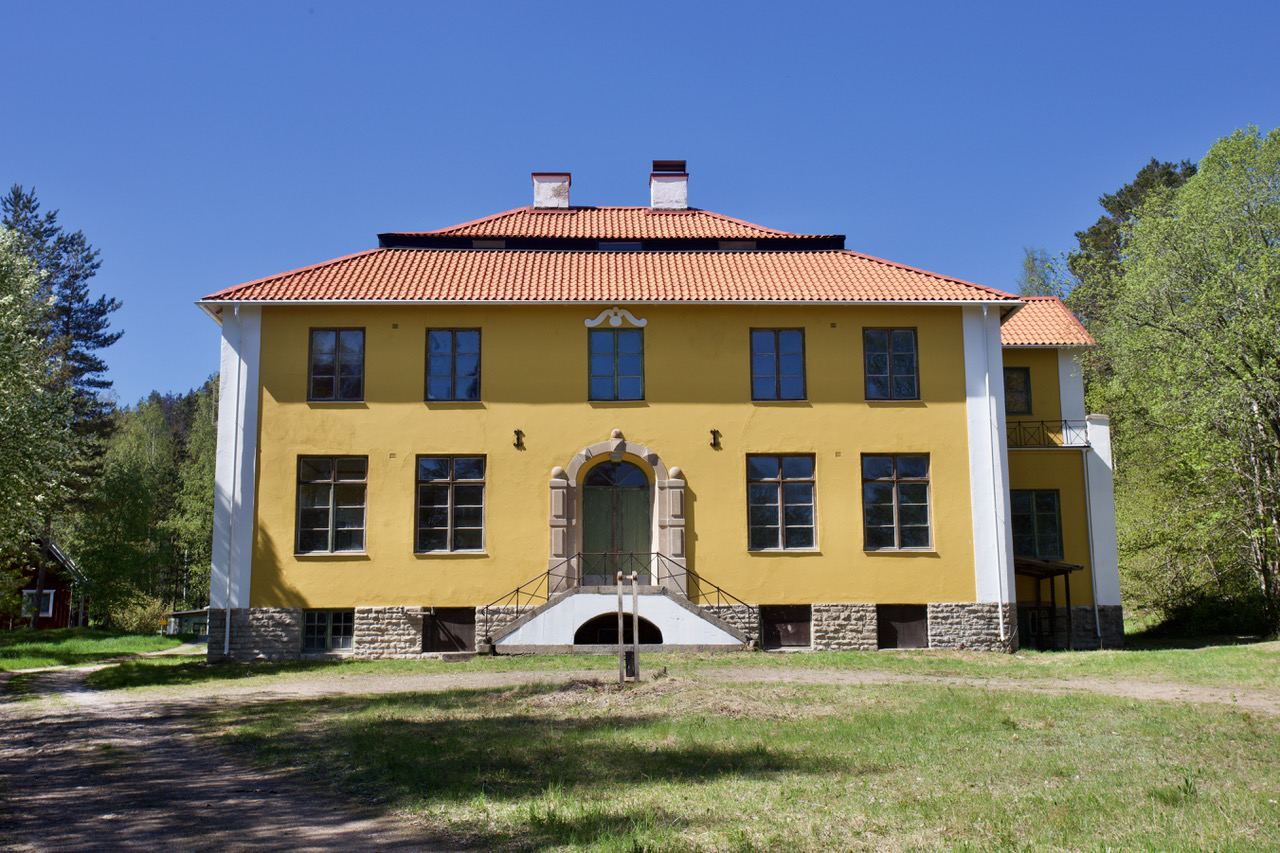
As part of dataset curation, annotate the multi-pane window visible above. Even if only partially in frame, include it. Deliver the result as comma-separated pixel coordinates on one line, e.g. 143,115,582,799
22,590,54,618
296,457,367,553
751,329,806,400
426,329,481,401
864,328,919,400
309,329,364,401
1011,490,1062,559
747,455,816,550
416,456,485,552
303,610,354,651
1004,367,1031,415
589,329,644,401
862,455,930,549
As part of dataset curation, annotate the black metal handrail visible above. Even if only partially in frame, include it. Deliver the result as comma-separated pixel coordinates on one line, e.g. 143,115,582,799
477,552,751,643
1006,419,1089,448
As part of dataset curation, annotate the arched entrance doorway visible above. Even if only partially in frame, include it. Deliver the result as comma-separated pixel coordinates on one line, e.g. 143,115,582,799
581,461,651,585
547,432,687,595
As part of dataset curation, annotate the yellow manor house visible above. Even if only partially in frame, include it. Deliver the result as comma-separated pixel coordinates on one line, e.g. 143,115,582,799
199,163,1122,660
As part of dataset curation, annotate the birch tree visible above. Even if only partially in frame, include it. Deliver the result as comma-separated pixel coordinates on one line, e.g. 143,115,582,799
1108,127,1280,630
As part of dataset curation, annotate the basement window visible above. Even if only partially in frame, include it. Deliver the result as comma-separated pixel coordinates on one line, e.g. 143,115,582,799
303,610,354,652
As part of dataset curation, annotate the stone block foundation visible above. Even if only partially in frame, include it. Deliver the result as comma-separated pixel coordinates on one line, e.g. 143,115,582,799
353,607,426,659
477,605,523,645
811,603,878,650
927,602,1018,652
1049,604,1124,650
700,604,759,643
209,600,1116,659
207,608,302,661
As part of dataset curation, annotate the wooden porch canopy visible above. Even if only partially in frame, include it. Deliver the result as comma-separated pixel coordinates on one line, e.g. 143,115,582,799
1014,557,1084,651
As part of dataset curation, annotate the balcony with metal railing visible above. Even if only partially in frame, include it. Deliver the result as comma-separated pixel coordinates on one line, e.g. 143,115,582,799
1006,419,1090,448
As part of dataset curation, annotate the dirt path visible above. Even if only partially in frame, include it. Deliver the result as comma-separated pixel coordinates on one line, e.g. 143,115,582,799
1,658,1275,852
0,665,459,853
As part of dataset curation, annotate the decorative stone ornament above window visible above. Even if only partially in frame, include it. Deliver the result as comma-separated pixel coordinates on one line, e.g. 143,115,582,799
584,307,647,328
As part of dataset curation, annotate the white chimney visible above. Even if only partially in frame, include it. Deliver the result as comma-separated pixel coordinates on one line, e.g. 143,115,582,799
650,160,688,210
532,172,571,209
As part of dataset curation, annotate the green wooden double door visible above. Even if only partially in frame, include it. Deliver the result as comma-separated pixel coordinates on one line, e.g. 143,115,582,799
581,462,652,585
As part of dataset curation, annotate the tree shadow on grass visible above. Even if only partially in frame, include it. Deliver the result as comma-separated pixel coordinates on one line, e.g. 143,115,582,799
210,682,877,849
83,657,364,690
1122,629,1274,651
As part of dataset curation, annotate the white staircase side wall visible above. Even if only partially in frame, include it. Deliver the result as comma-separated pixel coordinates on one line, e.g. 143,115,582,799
498,593,742,646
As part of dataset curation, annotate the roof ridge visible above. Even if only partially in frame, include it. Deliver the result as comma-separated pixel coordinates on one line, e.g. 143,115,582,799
416,207,532,236
694,209,816,237
386,206,835,239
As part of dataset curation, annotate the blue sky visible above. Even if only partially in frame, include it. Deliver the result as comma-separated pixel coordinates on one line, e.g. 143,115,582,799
4,1,1278,406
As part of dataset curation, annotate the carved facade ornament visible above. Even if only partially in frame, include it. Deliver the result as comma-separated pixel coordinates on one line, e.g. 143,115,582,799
583,307,648,328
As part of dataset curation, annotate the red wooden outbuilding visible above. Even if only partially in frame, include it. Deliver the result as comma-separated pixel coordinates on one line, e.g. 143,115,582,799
3,541,87,630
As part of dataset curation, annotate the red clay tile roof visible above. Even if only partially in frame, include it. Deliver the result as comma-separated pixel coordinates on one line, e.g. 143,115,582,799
390,207,834,241
201,248,1021,304
1001,297,1094,346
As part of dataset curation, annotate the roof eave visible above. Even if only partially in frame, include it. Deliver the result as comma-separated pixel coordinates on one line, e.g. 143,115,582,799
195,297,1027,308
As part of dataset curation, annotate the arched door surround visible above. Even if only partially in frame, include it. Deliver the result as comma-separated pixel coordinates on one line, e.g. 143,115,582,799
548,432,687,594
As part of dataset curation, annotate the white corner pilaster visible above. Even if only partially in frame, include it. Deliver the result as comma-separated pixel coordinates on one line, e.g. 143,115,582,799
1085,415,1122,606
210,306,260,610
963,306,1014,604
1058,347,1086,422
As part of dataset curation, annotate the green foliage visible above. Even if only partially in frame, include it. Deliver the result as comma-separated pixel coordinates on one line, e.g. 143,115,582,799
0,230,74,555
1065,158,1199,417
108,593,171,634
1015,246,1068,299
1,185,119,461
1104,127,1280,631
69,380,218,615
1066,157,1197,331
2,186,121,628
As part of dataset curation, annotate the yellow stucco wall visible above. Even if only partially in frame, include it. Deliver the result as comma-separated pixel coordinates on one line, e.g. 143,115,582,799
248,303,982,609
1007,448,1095,606
1002,348,1061,422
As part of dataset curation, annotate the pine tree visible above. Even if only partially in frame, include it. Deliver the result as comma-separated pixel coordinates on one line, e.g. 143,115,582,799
2,186,121,627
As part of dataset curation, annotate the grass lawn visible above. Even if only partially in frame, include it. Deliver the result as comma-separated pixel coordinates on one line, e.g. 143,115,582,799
87,638,1280,694
209,673,1280,852
0,628,189,671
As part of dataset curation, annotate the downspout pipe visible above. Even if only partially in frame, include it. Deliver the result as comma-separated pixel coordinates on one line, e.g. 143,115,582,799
983,305,1009,646
224,304,243,659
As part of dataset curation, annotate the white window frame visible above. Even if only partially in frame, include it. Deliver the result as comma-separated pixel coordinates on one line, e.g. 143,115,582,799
22,589,55,618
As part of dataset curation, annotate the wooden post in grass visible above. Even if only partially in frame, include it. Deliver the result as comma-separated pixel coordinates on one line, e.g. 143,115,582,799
617,571,625,685
630,572,640,682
